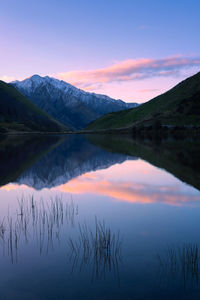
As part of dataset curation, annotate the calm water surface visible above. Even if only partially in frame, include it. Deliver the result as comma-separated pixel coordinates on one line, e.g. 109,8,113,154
0,134,200,299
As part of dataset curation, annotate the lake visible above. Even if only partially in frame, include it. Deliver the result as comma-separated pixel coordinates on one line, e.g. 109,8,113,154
0,134,200,299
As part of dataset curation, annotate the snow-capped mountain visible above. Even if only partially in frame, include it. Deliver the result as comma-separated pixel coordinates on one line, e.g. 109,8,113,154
11,75,138,130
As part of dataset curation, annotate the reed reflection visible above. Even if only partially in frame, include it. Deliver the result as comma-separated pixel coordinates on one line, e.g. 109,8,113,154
157,244,200,291
0,194,123,283
67,217,122,283
0,195,78,263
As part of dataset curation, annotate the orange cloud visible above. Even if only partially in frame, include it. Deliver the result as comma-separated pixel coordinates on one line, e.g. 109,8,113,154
55,56,200,91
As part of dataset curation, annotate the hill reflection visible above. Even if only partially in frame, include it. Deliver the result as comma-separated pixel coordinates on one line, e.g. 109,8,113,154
0,134,134,189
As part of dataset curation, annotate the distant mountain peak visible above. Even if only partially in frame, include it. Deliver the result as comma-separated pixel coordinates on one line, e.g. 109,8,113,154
11,75,138,130
30,74,42,80
12,74,78,95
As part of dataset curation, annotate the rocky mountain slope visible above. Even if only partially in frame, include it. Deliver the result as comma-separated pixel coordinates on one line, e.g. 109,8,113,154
11,75,138,130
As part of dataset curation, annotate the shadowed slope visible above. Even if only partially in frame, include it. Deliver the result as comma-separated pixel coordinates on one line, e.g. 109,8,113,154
0,80,68,133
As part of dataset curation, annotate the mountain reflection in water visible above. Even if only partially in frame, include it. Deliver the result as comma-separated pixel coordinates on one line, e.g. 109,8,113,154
0,134,200,299
0,134,200,193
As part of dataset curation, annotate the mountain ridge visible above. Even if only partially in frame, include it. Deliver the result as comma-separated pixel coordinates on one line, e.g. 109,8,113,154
11,75,138,130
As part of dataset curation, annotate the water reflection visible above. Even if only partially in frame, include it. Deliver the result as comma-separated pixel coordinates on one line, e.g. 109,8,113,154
0,135,61,187
56,170,200,206
0,195,78,263
0,194,122,282
1,134,200,195
68,218,122,282
0,133,199,194
89,134,200,191
0,135,200,298
158,244,200,291
14,135,133,189
0,134,199,207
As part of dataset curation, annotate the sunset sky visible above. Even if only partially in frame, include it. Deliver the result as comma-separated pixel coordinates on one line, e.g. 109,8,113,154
1,0,200,103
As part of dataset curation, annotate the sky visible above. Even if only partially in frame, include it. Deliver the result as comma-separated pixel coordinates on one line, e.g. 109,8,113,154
1,0,200,103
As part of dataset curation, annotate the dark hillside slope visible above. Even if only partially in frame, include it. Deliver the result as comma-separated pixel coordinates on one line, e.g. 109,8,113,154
0,81,67,133
86,72,200,130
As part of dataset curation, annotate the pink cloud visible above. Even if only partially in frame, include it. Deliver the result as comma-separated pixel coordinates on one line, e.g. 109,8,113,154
55,55,200,91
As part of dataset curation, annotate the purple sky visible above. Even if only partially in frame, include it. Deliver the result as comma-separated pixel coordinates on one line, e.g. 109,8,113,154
1,0,200,103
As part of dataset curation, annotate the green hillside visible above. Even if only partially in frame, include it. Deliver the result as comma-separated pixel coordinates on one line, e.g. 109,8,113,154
0,80,68,133
86,72,200,131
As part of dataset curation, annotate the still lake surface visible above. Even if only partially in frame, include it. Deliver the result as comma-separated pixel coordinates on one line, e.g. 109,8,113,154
0,134,200,299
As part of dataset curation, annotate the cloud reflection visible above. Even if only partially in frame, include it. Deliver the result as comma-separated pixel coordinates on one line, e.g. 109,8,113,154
55,172,200,206
0,183,28,191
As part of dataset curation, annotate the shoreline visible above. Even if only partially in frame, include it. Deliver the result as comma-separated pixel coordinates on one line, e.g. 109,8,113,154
1,125,200,137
